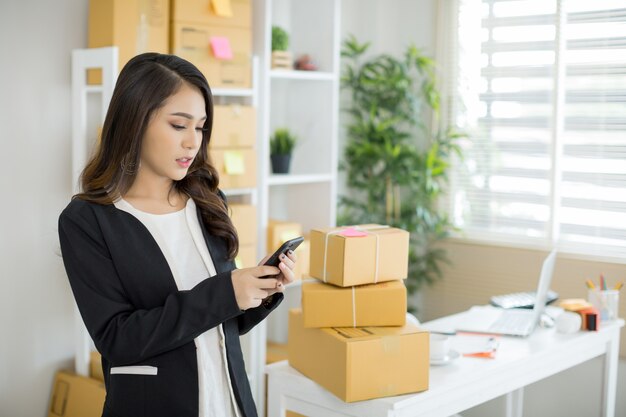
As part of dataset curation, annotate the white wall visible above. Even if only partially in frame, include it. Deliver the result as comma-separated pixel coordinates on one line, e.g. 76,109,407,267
0,1,89,416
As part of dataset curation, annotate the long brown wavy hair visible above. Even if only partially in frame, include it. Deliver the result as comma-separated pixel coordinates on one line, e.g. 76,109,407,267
76,53,238,258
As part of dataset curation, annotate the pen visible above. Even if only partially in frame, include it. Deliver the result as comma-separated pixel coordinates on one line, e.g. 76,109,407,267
585,279,595,290
600,274,606,291
615,281,623,291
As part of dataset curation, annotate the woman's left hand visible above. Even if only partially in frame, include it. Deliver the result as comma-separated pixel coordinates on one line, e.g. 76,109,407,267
258,250,297,297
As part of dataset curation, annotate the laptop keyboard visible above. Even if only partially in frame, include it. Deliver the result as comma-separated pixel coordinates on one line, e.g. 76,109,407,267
489,310,534,335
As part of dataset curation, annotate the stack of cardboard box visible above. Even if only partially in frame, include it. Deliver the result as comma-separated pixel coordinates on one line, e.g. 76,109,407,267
87,0,252,90
210,104,257,190
170,0,252,89
288,225,430,402
267,219,310,282
87,0,170,85
47,353,106,417
230,203,257,268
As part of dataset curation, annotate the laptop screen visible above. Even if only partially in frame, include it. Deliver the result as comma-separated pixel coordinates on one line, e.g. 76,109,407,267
530,249,558,324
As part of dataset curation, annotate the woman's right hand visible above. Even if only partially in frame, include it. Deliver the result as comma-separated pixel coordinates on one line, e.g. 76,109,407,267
231,266,281,310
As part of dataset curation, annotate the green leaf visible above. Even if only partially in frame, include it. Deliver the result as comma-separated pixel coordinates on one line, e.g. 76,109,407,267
339,36,466,306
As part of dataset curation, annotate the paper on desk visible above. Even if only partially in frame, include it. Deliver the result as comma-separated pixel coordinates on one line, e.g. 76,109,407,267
453,334,499,359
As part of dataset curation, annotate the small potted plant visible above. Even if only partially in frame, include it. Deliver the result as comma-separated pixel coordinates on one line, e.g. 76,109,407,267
271,26,292,70
270,128,297,174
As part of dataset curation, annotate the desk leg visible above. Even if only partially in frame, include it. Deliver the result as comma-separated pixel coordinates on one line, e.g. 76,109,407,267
505,388,523,417
601,333,620,417
267,373,286,417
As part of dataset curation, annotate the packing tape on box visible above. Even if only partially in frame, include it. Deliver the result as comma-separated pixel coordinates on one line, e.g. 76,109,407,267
351,286,357,327
321,225,390,284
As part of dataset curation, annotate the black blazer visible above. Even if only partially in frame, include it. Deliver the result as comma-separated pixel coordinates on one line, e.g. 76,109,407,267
58,196,282,417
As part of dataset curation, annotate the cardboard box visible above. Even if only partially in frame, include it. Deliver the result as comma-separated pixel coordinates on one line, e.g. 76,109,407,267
171,22,251,88
88,0,170,84
235,244,257,268
302,280,407,328
211,105,256,148
89,351,104,382
293,237,310,281
230,204,257,245
171,0,251,28
211,148,256,189
48,371,106,417
267,219,303,253
309,225,410,287
288,309,429,402
266,341,289,364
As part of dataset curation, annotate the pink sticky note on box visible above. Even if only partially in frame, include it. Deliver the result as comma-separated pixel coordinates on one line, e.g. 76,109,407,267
339,227,368,237
210,36,233,60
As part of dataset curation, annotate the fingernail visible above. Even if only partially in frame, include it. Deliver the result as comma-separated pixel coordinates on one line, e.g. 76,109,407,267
288,250,293,255
277,282,283,288
280,254,285,260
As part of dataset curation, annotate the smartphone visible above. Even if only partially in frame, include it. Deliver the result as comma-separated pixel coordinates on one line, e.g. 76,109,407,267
261,236,304,278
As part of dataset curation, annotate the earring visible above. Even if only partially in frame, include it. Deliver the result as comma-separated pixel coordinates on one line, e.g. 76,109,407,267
120,154,138,175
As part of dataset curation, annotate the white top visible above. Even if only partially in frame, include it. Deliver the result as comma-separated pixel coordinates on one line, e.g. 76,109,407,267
114,197,240,417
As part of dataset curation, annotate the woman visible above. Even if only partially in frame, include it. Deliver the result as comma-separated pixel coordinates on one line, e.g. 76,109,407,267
58,53,295,417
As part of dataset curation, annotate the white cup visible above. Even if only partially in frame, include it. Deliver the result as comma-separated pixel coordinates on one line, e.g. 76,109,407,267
429,333,450,361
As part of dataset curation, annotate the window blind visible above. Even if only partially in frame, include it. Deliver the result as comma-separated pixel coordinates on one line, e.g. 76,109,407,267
445,0,626,259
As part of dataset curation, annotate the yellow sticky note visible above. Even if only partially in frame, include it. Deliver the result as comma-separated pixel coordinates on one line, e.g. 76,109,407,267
280,230,300,242
211,0,233,17
224,151,245,175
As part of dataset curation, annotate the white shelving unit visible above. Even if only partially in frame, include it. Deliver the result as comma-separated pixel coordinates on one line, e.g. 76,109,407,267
71,1,342,411
252,0,341,412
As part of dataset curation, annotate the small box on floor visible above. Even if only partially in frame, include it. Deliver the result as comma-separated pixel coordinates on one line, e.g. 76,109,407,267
48,371,105,417
301,280,407,328
89,351,104,382
288,309,429,402
309,225,409,287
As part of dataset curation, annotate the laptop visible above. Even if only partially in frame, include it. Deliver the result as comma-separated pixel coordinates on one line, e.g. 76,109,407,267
455,249,557,337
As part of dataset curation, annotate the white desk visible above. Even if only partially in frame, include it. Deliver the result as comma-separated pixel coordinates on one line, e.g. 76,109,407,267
266,311,624,417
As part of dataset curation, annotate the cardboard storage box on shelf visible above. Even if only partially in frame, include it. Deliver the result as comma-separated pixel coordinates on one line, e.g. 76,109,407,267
230,204,257,245
235,244,257,268
89,351,104,382
288,309,429,402
267,219,302,252
301,280,407,328
309,225,410,287
211,105,256,148
293,237,310,281
48,371,106,417
266,341,289,364
211,148,256,189
87,0,170,84
170,22,251,88
171,0,251,28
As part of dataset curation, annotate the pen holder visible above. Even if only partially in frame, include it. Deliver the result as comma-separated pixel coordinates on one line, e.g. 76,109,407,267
588,289,619,321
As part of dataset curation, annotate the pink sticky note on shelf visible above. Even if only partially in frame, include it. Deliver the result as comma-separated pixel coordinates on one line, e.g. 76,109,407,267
339,227,368,237
210,36,233,60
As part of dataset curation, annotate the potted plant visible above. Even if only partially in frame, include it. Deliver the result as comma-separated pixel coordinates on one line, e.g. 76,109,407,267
270,128,297,174
271,25,292,69
340,35,465,309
